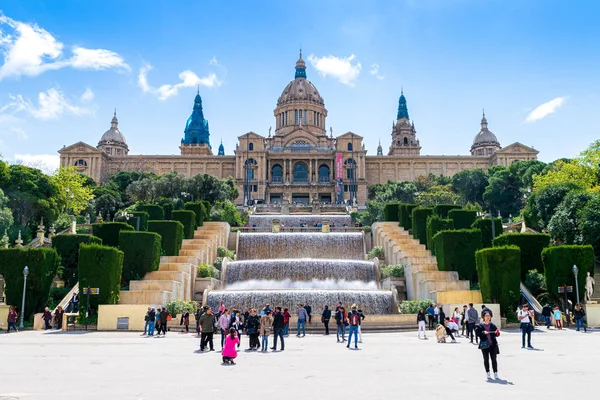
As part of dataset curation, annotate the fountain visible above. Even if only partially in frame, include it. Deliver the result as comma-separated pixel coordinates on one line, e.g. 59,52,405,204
248,214,352,228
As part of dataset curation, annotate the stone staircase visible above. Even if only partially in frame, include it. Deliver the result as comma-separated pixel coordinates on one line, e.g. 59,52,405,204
119,222,230,306
373,222,482,304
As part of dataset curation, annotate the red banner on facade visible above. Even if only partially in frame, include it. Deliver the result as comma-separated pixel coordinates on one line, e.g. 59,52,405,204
336,153,343,179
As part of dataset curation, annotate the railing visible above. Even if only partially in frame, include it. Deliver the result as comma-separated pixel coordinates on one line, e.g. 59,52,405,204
239,226,364,233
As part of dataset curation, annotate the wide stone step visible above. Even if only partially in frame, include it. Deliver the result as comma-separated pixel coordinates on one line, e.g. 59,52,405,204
401,256,437,265
130,280,182,299
144,271,185,283
120,290,172,305
159,263,194,273
433,290,483,304
160,256,199,265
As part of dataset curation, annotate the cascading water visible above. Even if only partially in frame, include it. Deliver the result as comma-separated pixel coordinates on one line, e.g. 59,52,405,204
248,214,352,228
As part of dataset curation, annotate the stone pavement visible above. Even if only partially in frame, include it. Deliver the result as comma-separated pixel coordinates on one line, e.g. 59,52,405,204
0,327,596,399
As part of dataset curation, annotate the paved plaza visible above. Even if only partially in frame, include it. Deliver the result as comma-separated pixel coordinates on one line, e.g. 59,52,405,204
0,327,596,399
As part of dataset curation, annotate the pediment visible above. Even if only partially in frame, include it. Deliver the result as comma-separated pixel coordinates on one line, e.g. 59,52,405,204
497,142,538,154
58,141,103,154
337,131,364,139
237,131,265,140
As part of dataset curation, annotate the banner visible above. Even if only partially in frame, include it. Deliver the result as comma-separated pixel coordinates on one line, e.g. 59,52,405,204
335,153,343,179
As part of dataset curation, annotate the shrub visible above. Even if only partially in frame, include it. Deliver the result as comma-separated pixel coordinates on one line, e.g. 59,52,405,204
129,211,149,231
476,246,521,314
119,231,162,284
524,269,547,298
91,222,134,247
367,246,385,261
172,210,197,239
213,257,224,270
383,203,400,222
52,234,102,287
412,207,433,245
197,264,219,278
399,204,418,229
493,233,551,279
0,248,60,320
381,264,404,279
217,246,235,259
472,218,503,248
184,202,206,227
399,299,434,314
47,287,71,310
426,215,454,255
166,299,198,318
147,220,184,256
163,203,173,220
541,245,595,303
138,204,164,220
78,244,123,315
433,229,483,282
433,204,461,218
201,200,212,220
448,209,478,230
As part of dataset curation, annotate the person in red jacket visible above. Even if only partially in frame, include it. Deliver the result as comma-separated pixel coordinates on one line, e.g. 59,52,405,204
282,307,291,336
7,306,18,333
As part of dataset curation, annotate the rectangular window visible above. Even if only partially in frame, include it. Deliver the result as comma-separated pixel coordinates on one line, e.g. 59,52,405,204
304,110,307,124
344,185,348,192
295,110,298,125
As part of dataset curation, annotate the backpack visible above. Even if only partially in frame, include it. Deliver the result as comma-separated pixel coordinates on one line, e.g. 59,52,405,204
349,312,360,326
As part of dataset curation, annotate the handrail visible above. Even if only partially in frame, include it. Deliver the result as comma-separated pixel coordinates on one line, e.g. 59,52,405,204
54,283,79,314
520,282,543,314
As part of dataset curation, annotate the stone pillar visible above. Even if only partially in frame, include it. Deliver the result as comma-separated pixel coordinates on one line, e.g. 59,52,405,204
36,219,45,243
272,219,281,233
15,231,24,248
321,220,330,233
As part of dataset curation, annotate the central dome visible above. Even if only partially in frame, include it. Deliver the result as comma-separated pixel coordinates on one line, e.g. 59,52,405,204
276,53,324,107
100,113,127,144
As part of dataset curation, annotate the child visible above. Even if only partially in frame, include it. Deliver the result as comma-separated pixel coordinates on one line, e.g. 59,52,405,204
553,307,562,330
222,328,240,365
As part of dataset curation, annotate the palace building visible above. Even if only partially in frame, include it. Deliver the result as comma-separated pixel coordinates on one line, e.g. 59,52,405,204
59,52,538,205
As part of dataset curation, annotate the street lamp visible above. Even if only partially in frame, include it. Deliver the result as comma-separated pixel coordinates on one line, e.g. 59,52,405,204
19,266,29,329
573,265,580,304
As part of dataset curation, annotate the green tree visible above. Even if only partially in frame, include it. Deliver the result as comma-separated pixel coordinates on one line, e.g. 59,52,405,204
509,160,546,189
92,186,124,220
525,182,582,230
416,185,460,207
0,188,14,235
533,160,597,192
483,167,522,217
51,166,95,215
451,169,488,205
579,195,600,259
548,191,594,244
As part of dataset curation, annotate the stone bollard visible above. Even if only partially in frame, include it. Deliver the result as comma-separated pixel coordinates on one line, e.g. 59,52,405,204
272,219,281,233
321,220,330,233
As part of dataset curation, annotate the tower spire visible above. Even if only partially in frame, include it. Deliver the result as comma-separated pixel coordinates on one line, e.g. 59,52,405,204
481,109,488,129
397,90,409,120
295,50,307,79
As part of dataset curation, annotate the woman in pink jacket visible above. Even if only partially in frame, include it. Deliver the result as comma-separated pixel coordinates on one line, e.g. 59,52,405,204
222,327,240,365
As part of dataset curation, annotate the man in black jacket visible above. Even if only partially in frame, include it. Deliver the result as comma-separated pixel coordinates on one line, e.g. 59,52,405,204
304,301,312,324
321,305,331,335
271,306,285,351
246,309,261,350
542,304,552,328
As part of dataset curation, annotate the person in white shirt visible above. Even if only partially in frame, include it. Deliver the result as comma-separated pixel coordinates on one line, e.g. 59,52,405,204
518,303,534,349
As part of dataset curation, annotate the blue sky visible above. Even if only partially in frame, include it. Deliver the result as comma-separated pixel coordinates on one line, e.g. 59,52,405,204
1,0,599,172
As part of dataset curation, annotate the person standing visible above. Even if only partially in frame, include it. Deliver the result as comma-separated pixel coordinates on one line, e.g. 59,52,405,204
222,328,240,365
439,306,446,325
467,303,479,344
553,307,563,330
43,307,53,330
426,304,435,330
357,309,365,343
155,306,162,335
70,293,79,313
541,304,552,329
475,310,501,380
283,307,291,336
346,304,360,349
147,308,156,336
219,308,231,349
159,307,171,336
304,301,312,324
321,305,331,335
335,306,345,342
234,311,244,348
297,304,308,337
199,307,216,351
272,307,285,351
573,304,587,332
54,306,64,330
246,308,261,350
518,303,534,349
460,305,467,336
143,307,152,335
452,307,461,326
180,308,190,333
434,304,440,326
260,310,274,352
417,309,427,339
194,307,203,336
6,306,18,333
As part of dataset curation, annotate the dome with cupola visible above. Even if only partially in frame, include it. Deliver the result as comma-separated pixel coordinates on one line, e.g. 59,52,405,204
97,111,129,156
276,51,324,107
471,111,501,156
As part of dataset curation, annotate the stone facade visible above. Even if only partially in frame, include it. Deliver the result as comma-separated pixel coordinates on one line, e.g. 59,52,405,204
59,53,538,205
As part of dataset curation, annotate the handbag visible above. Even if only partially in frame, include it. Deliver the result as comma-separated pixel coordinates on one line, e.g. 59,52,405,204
478,340,491,350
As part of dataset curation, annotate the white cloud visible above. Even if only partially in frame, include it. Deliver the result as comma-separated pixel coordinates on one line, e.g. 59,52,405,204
306,54,362,86
1,88,96,120
369,63,384,80
13,153,60,174
0,13,128,80
11,127,27,140
80,88,94,103
138,64,223,100
525,97,566,123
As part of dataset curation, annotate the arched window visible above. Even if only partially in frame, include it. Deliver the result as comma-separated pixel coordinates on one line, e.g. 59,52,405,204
74,159,88,167
318,165,330,183
403,137,408,145
245,158,257,180
347,142,353,151
271,164,283,182
249,142,254,151
293,162,308,183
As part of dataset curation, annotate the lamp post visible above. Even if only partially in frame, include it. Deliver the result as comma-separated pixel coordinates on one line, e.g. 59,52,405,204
19,266,29,329
573,265,580,304
120,212,140,231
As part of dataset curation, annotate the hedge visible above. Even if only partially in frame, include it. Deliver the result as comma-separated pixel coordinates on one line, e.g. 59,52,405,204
412,207,433,245
448,209,478,230
184,201,206,227
138,204,164,221
129,211,149,231
52,234,102,287
426,215,454,255
399,204,418,229
201,200,212,220
78,244,123,314
433,204,461,219
541,245,595,303
172,210,197,239
383,203,401,222
493,233,551,279
119,231,162,284
472,218,503,249
433,229,483,282
0,248,60,319
163,203,173,220
476,246,521,314
148,220,184,256
91,222,134,247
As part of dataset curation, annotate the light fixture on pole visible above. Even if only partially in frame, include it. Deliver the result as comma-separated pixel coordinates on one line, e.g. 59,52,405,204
19,266,29,329
573,265,580,304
